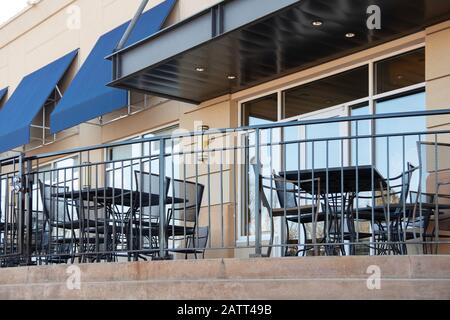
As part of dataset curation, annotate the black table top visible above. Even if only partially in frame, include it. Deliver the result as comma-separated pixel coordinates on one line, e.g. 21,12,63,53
53,187,185,207
280,165,387,194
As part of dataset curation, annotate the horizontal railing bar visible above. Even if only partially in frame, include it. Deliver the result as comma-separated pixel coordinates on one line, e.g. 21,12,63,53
21,108,450,161
23,128,450,166
165,129,450,158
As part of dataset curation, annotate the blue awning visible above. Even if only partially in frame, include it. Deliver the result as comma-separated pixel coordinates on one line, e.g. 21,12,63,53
50,0,176,134
0,87,7,105
0,50,78,153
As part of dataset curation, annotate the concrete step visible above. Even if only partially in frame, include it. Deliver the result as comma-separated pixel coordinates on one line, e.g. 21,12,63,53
0,256,449,299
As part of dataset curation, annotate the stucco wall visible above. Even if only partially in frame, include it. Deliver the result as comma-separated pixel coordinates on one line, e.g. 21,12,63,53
0,0,223,158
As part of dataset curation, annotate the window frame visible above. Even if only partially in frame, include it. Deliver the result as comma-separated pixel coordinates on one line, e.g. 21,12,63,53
237,43,426,240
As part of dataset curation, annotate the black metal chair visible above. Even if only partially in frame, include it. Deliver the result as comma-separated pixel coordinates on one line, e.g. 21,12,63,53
412,141,450,253
355,163,419,255
74,198,112,262
406,191,436,253
129,171,170,259
39,182,112,263
272,174,325,256
166,178,205,257
251,164,324,257
1,187,27,266
39,182,78,263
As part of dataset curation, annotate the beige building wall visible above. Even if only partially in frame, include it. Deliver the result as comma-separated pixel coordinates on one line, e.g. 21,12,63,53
424,21,450,254
0,0,223,159
425,20,450,130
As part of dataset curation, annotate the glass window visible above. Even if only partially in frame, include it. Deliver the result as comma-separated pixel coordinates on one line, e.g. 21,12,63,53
106,126,180,189
143,126,180,176
241,94,278,236
375,48,425,94
242,94,278,126
282,66,368,119
375,91,426,181
53,157,79,191
32,157,78,217
351,104,371,166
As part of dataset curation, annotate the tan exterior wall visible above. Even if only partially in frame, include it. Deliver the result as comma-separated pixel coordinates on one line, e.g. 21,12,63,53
0,0,223,159
426,20,450,130
424,21,450,254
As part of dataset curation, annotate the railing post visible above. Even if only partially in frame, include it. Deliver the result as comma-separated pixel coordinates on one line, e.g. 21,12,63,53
157,138,169,259
253,128,262,257
16,154,24,262
25,159,33,265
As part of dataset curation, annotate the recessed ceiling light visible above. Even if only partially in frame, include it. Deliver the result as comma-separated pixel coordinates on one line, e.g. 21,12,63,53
195,67,205,72
345,32,356,38
227,75,236,80
311,20,323,27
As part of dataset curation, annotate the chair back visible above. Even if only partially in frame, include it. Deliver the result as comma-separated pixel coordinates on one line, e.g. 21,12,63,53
38,181,74,255
399,163,416,206
273,174,298,209
39,181,71,223
187,226,209,249
134,171,170,218
76,199,105,222
168,179,204,225
250,163,274,257
250,164,272,211
380,163,417,208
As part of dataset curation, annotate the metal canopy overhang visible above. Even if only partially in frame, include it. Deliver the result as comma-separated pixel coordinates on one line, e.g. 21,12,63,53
108,0,450,104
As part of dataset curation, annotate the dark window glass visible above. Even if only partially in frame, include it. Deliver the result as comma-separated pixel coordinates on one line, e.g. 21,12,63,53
282,66,368,119
242,94,278,126
375,48,425,94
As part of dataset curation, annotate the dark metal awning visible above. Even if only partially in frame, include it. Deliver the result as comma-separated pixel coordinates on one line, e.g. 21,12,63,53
108,0,450,104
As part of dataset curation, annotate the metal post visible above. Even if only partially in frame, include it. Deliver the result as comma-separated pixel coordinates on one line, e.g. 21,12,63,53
253,128,262,257
17,154,25,264
115,0,149,51
157,138,169,259
25,159,33,265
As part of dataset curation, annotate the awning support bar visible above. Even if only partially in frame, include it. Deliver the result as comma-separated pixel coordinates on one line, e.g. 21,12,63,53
115,0,149,51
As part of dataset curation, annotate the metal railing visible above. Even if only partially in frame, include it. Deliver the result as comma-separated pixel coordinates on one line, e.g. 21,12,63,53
2,109,450,267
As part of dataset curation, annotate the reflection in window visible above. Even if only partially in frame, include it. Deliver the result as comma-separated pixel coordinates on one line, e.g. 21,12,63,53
31,157,79,222
242,94,278,236
351,104,371,166
283,66,368,119
242,94,278,126
305,119,342,170
375,48,425,94
106,126,179,190
375,91,425,190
